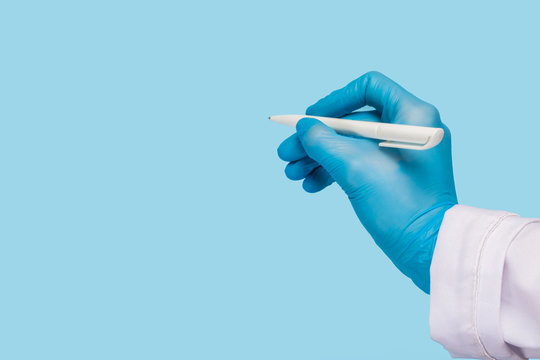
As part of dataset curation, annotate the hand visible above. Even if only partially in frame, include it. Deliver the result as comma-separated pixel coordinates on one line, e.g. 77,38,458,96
277,71,457,293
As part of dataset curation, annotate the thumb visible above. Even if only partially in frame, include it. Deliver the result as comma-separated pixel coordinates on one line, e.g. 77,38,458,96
295,117,353,184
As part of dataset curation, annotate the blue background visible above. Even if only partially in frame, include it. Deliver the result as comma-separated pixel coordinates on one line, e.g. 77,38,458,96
1,1,539,359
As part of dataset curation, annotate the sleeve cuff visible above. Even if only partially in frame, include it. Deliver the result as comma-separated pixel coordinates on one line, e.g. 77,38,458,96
429,205,533,360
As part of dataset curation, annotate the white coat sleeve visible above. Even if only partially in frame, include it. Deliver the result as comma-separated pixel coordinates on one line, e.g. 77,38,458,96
429,205,540,360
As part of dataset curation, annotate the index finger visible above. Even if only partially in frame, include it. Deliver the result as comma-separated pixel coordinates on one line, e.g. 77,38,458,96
306,71,436,125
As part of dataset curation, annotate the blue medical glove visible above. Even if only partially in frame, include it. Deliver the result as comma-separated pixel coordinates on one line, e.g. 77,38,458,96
277,71,457,293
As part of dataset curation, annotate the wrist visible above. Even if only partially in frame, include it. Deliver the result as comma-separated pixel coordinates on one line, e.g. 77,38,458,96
393,202,456,294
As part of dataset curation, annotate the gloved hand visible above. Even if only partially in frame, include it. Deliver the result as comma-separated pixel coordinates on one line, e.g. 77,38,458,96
277,71,457,293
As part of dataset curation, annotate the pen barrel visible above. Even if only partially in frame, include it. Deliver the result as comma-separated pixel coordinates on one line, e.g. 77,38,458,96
375,123,433,144
335,120,432,144
322,118,379,138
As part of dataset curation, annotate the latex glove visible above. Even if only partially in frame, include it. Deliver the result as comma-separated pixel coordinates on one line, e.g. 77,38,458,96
277,71,457,293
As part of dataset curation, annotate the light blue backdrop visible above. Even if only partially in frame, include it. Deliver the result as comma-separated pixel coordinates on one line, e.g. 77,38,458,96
1,1,539,359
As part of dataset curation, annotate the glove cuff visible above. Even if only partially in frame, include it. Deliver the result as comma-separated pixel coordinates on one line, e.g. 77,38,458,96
395,203,456,293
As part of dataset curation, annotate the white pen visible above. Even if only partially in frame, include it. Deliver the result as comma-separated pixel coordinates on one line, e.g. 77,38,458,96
269,114,444,150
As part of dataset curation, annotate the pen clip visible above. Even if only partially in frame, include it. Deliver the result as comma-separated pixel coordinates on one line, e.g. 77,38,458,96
378,139,432,150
